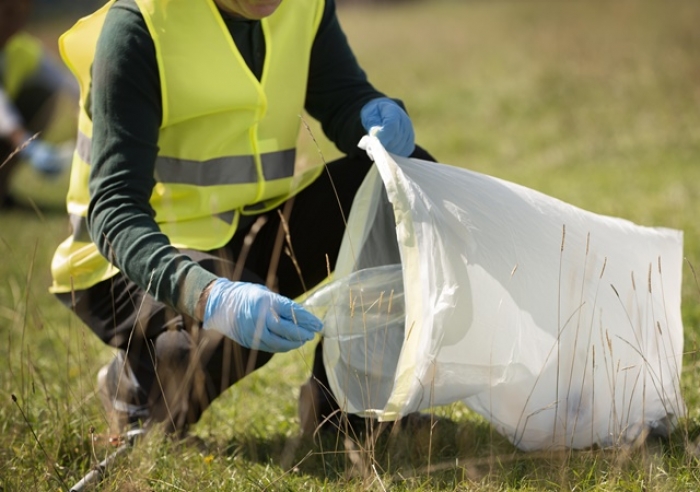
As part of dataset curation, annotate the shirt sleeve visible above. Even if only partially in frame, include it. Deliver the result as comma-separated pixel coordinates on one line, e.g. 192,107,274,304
305,0,396,157
88,1,216,318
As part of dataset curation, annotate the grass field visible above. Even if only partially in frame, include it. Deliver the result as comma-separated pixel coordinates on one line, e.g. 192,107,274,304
2,0,700,490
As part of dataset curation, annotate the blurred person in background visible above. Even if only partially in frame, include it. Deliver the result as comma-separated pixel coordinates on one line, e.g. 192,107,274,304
50,0,434,439
0,0,77,208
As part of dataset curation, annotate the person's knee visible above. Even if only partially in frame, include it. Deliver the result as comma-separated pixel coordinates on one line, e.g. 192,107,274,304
154,329,192,372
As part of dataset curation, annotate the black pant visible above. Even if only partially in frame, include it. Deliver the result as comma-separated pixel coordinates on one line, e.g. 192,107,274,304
56,146,434,432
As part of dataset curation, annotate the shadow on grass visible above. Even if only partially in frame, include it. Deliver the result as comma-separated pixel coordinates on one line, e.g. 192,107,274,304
52,417,698,491
214,418,700,489
219,415,522,486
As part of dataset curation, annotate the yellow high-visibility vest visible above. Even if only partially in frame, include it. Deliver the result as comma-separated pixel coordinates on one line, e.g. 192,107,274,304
51,0,325,293
2,32,43,99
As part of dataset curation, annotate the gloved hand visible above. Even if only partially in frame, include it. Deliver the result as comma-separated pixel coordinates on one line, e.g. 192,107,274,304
202,278,323,353
360,97,415,157
20,137,69,177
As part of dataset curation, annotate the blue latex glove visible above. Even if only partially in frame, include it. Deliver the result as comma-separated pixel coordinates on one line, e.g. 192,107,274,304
21,138,69,176
360,97,415,157
202,278,323,353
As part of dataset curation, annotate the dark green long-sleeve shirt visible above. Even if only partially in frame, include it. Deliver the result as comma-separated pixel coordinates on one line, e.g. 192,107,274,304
87,0,389,318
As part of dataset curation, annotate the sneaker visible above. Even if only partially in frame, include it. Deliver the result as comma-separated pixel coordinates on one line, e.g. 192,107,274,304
97,352,149,436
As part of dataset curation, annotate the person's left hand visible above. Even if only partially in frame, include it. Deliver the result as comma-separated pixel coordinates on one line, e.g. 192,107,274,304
360,97,415,157
202,278,323,353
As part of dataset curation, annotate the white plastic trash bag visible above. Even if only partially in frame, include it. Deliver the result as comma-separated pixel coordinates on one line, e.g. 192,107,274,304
303,135,686,451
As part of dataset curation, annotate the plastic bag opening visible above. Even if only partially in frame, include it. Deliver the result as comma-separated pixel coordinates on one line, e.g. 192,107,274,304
304,264,405,416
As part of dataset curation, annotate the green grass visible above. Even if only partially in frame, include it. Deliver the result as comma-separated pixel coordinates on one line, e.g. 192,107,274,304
3,0,700,490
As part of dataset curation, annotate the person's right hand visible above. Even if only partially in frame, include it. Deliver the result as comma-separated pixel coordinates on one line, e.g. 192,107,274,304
360,97,415,157
21,138,70,176
202,278,323,353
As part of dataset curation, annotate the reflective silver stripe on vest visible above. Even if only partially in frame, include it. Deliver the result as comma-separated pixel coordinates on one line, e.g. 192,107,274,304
76,130,91,164
260,149,296,180
155,155,257,185
70,214,92,243
155,149,296,186
217,211,235,225
77,131,295,186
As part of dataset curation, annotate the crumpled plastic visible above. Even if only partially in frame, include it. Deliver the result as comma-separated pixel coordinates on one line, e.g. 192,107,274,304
303,135,686,450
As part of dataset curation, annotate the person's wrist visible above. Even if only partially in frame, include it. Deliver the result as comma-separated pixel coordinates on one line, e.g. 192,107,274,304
196,280,218,322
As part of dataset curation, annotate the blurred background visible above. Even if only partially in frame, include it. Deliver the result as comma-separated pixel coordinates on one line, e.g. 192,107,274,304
31,0,102,16
28,0,418,20
25,0,424,50
4,0,700,490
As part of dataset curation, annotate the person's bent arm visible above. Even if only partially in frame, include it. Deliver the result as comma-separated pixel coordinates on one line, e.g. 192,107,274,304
88,3,216,319
305,0,415,157
87,3,323,349
304,0,385,157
